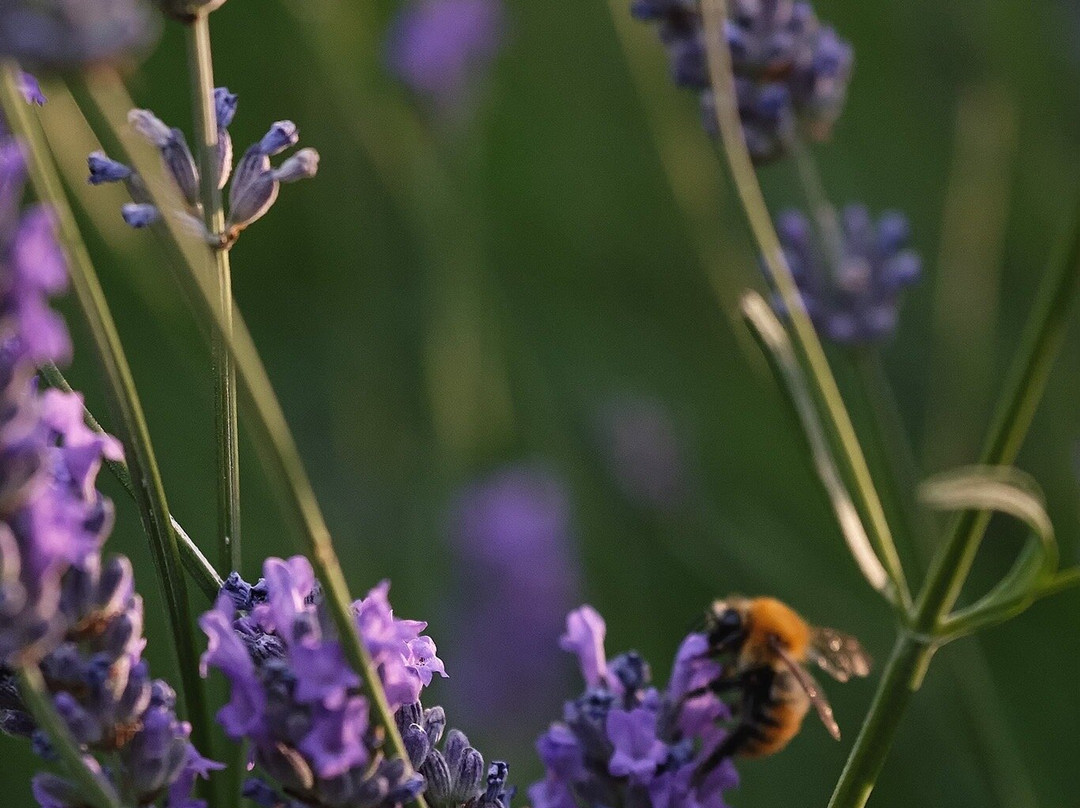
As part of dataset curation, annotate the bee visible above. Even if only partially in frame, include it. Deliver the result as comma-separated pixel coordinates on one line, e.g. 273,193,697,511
691,596,871,781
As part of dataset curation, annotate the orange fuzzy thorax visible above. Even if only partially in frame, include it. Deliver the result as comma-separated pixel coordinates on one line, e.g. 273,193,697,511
743,597,811,663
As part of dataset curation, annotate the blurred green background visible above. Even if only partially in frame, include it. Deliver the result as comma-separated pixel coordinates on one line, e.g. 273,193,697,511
11,0,1080,805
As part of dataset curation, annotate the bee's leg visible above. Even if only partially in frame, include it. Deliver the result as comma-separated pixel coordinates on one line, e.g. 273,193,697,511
680,670,753,702
690,669,772,787
689,723,755,787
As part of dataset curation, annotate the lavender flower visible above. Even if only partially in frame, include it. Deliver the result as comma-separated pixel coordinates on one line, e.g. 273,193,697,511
0,133,214,808
444,464,580,736
88,88,319,247
202,557,466,808
386,0,505,110
594,397,690,511
633,0,853,163
0,0,160,68
529,607,739,808
775,205,922,344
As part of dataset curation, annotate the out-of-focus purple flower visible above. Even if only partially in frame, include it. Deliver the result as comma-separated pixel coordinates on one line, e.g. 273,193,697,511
0,0,160,69
18,73,45,106
90,90,318,246
445,464,580,733
530,606,738,808
386,0,506,109
595,396,690,511
200,557,456,808
633,0,852,163
775,205,922,344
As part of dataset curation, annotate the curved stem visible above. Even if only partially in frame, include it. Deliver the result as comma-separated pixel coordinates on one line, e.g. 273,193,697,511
184,14,242,575
38,362,222,600
16,667,123,808
0,63,214,785
85,74,429,808
699,0,910,609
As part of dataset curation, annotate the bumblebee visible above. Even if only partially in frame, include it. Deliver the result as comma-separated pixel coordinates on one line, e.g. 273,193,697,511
691,596,871,780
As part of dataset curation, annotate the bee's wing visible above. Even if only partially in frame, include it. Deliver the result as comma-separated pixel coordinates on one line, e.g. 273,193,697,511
808,627,872,683
769,636,841,741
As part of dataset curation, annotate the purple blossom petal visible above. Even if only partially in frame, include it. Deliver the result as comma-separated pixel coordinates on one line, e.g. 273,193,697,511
605,707,667,785
559,605,608,688
199,593,266,740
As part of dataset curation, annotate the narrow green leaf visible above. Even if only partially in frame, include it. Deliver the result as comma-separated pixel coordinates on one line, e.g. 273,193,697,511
742,292,890,596
920,466,1059,640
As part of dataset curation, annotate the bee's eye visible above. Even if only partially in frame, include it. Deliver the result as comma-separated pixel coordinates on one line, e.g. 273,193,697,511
718,609,742,629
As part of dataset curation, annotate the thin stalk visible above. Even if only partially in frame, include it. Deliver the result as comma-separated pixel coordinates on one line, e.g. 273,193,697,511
184,13,241,575
787,128,846,276
699,0,910,609
16,667,123,808
826,196,1080,808
85,74,429,807
0,64,215,788
38,362,222,600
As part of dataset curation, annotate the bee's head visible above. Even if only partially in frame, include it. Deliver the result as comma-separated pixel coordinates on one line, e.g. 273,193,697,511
705,598,748,654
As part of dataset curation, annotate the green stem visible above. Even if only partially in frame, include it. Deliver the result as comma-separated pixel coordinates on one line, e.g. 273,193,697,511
699,0,910,609
184,14,242,575
16,667,123,808
85,74,429,808
0,63,215,795
826,631,934,808
38,362,222,600
826,195,1080,808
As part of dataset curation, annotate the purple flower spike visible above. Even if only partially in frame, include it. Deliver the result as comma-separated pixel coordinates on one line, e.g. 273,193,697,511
386,0,505,108
199,558,456,808
0,0,160,68
530,608,738,808
560,606,608,688
775,204,922,344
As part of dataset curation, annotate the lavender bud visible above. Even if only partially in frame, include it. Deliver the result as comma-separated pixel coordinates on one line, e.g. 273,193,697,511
31,774,84,808
271,147,319,183
423,705,446,747
402,722,431,768
451,747,485,803
258,121,299,156
128,109,171,148
420,749,453,802
53,691,102,745
215,87,237,189
443,728,469,769
242,778,283,808
160,127,200,208
226,159,278,233
19,72,45,106
396,700,424,731
121,203,159,229
86,151,132,185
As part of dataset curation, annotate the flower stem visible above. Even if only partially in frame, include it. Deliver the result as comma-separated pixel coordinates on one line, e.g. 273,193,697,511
38,361,223,600
0,62,215,791
826,196,1080,808
184,12,242,576
16,666,123,808
699,0,910,609
84,73,430,808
